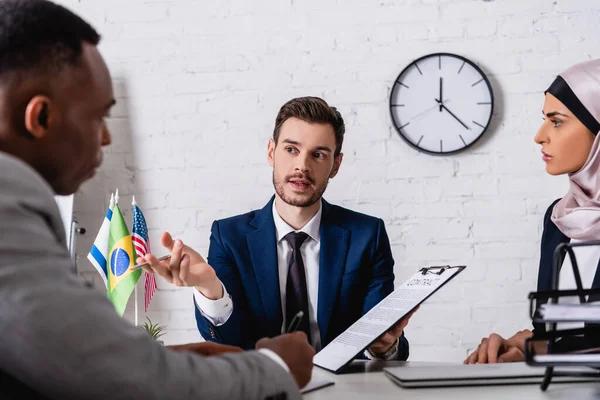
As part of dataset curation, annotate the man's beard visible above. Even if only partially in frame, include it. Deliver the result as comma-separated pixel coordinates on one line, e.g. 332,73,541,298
273,170,328,208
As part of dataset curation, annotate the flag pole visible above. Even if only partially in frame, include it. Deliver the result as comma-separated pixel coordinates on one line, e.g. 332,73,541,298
132,194,139,327
134,281,139,326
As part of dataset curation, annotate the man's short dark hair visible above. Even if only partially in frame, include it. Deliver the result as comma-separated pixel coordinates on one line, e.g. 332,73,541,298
273,97,345,156
0,0,100,81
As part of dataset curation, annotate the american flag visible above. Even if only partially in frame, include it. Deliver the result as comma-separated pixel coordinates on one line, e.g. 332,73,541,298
132,197,157,312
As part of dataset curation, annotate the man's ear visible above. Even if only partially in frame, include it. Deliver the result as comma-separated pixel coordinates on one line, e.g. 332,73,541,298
267,138,276,167
24,95,53,139
329,153,344,179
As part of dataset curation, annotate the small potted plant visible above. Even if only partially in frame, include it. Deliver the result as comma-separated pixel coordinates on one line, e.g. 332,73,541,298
142,317,167,345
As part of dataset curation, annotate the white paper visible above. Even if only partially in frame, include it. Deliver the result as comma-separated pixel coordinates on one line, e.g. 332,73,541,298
533,354,600,363
313,266,464,373
540,303,600,322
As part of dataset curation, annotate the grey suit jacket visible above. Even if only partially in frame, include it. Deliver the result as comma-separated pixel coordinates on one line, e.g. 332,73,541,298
0,151,299,400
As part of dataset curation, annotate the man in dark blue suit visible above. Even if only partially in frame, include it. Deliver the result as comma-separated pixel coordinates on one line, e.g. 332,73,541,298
142,97,413,360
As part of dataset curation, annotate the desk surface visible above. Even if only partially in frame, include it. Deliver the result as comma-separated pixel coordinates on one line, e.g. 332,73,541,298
304,361,600,399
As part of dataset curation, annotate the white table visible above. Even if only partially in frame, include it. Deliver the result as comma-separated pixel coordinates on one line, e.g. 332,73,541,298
304,361,600,399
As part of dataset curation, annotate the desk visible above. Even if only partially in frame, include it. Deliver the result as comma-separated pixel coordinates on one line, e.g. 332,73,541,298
304,361,600,399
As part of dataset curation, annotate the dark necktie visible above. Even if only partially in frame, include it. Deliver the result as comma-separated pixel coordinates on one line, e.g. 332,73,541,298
284,231,311,344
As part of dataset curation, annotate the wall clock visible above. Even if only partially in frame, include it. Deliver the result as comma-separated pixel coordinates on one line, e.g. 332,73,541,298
389,53,494,155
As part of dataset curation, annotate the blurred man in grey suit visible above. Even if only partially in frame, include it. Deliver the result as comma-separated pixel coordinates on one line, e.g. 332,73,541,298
0,1,314,399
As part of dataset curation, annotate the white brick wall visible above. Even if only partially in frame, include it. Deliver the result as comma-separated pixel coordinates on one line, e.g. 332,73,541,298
56,0,600,361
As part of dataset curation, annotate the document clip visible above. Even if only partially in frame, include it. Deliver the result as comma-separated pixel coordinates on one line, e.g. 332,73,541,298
419,265,463,275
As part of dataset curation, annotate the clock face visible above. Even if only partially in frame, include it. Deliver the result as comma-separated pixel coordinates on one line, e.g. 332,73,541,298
389,53,494,155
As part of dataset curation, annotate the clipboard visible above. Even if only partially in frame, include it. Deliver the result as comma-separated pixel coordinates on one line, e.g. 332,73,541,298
313,265,466,373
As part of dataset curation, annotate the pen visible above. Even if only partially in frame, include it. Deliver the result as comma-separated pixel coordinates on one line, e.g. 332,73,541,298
130,254,172,271
286,311,304,333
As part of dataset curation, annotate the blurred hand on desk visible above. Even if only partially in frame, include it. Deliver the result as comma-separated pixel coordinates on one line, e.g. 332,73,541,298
170,333,315,389
257,332,315,389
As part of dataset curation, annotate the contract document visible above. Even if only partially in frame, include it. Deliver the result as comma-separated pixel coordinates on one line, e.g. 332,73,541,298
314,265,466,373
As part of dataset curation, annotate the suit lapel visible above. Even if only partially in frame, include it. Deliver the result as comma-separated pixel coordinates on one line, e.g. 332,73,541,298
317,200,350,344
246,198,283,334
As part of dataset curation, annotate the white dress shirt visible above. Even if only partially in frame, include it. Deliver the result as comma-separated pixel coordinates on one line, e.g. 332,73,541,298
557,239,600,330
194,199,397,359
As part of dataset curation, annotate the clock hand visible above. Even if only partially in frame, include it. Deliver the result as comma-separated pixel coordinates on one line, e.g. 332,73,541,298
439,77,443,112
410,99,451,121
435,98,470,130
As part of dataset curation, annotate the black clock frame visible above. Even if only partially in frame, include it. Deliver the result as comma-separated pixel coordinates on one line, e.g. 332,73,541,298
389,52,495,156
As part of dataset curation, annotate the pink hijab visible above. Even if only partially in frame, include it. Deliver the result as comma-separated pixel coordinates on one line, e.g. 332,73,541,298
550,59,600,240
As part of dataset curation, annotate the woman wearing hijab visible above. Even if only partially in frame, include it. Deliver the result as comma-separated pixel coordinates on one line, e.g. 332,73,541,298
465,58,600,364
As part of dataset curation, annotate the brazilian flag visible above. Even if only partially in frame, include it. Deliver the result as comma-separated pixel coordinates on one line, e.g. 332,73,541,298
107,203,141,316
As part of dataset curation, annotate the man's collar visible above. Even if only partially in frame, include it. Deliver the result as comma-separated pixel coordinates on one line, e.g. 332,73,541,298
272,199,322,243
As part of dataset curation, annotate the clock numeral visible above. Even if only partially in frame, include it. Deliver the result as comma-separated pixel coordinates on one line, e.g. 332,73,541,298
459,134,467,147
399,122,410,130
415,63,423,75
396,81,410,89
440,140,443,152
438,55,441,70
391,104,405,107
458,61,466,74
477,102,492,105
416,135,424,147
472,121,485,129
472,78,484,87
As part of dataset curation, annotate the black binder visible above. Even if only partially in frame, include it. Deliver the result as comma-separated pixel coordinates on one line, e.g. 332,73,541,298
525,240,600,390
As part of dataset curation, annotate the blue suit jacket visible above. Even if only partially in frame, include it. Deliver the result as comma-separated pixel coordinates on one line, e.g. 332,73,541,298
195,197,409,360
535,198,600,351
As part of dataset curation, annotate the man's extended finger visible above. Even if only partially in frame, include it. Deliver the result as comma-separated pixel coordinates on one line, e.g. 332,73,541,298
169,240,184,286
144,254,173,282
141,266,154,274
161,232,175,250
